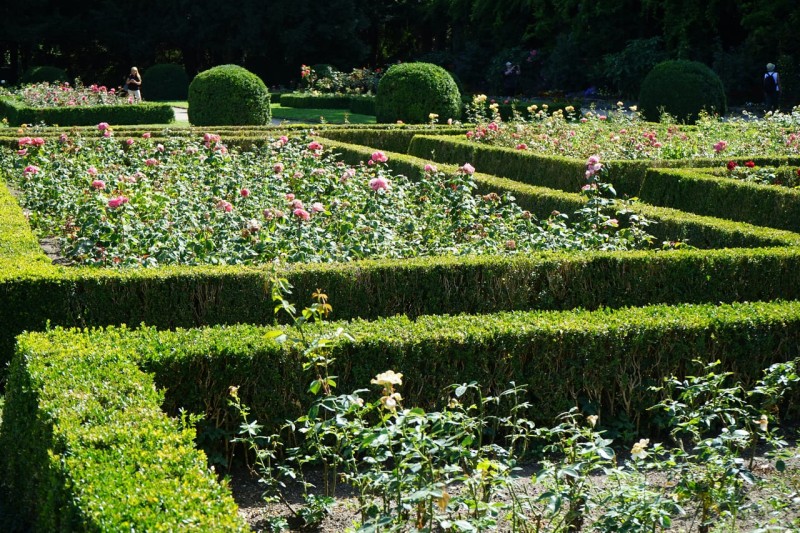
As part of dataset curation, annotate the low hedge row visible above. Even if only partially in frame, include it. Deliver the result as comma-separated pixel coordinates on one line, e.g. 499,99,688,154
640,167,800,233
0,97,175,126
321,127,466,154
406,134,800,203
145,299,800,435
0,327,246,531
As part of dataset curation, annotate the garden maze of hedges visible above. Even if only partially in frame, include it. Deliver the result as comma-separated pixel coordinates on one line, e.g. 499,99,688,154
2,122,800,530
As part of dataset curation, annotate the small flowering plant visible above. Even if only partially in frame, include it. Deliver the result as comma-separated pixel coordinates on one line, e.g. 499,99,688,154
2,128,658,267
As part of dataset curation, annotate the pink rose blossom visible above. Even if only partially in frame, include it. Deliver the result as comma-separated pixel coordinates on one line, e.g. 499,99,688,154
274,162,285,173
371,151,388,163
97,122,110,131
311,202,324,213
91,179,106,190
216,200,233,212
32,137,45,147
157,143,165,152
17,149,27,156
18,137,32,146
145,158,158,167
293,171,304,179
291,199,304,209
107,196,129,209
460,163,475,175
126,138,134,146
369,177,390,191
279,135,289,144
285,193,295,201
487,122,499,131
240,188,250,197
23,165,39,175
713,140,728,153
293,208,310,221
424,164,438,173
307,141,323,151
516,143,528,150
142,132,151,139
466,131,474,139
103,130,112,138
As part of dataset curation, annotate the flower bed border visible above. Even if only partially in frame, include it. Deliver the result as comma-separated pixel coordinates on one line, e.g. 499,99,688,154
0,97,175,126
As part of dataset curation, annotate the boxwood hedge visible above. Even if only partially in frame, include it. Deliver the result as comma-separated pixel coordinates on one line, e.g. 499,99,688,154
0,97,175,126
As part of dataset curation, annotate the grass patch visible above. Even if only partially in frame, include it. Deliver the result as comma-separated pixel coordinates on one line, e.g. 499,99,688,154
270,103,375,124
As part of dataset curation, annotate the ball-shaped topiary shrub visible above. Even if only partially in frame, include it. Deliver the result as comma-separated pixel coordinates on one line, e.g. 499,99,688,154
142,63,189,101
376,62,461,124
188,64,271,126
20,66,68,84
638,60,727,123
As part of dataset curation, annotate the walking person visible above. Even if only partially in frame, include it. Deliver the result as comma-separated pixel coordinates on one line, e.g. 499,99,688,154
763,63,780,113
127,66,142,103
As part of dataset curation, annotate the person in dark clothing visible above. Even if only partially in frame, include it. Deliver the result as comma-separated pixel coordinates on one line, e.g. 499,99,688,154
763,63,780,112
502,62,520,96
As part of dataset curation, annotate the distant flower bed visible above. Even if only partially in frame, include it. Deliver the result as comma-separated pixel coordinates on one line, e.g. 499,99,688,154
464,95,800,160
1,127,655,268
7,81,133,108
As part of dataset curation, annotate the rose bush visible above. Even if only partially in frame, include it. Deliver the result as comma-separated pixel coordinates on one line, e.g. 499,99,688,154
1,129,655,268
465,96,800,161
7,81,134,108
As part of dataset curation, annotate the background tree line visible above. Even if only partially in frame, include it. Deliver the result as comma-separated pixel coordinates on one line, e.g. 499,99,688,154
1,0,798,104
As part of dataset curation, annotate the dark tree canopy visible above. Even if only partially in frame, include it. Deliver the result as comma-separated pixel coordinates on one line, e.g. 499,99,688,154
1,1,797,104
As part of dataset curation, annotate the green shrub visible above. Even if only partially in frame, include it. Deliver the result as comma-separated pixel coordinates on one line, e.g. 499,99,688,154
639,60,727,123
188,64,271,126
376,62,461,124
0,327,246,531
19,66,68,84
349,95,377,115
0,97,174,126
142,63,189,101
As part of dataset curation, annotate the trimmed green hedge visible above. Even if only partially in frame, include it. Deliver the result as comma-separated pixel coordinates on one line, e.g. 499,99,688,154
322,127,466,154
0,327,246,531
0,97,175,126
640,167,800,233
407,134,800,204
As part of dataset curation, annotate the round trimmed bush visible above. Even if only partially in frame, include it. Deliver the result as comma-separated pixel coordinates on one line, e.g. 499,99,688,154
142,63,189,101
376,62,461,124
638,60,727,123
188,64,271,126
20,66,68,84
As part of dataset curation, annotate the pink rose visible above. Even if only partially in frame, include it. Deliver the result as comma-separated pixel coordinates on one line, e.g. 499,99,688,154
369,177,390,191
285,193,295,201
23,165,39,175
97,122,110,131
87,166,98,176
91,179,106,190
240,188,250,198
126,138,134,146
293,208,310,221
516,143,528,150
18,137,32,146
308,141,323,151
311,202,324,213
424,164,438,173
145,158,158,167
371,151,388,163
279,135,289,144
460,163,475,175
713,140,728,153
107,196,129,209
32,137,45,147
157,144,165,152
17,149,27,156
291,199,304,209
216,200,233,212
142,132,151,139
273,162,285,173
103,130,112,138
